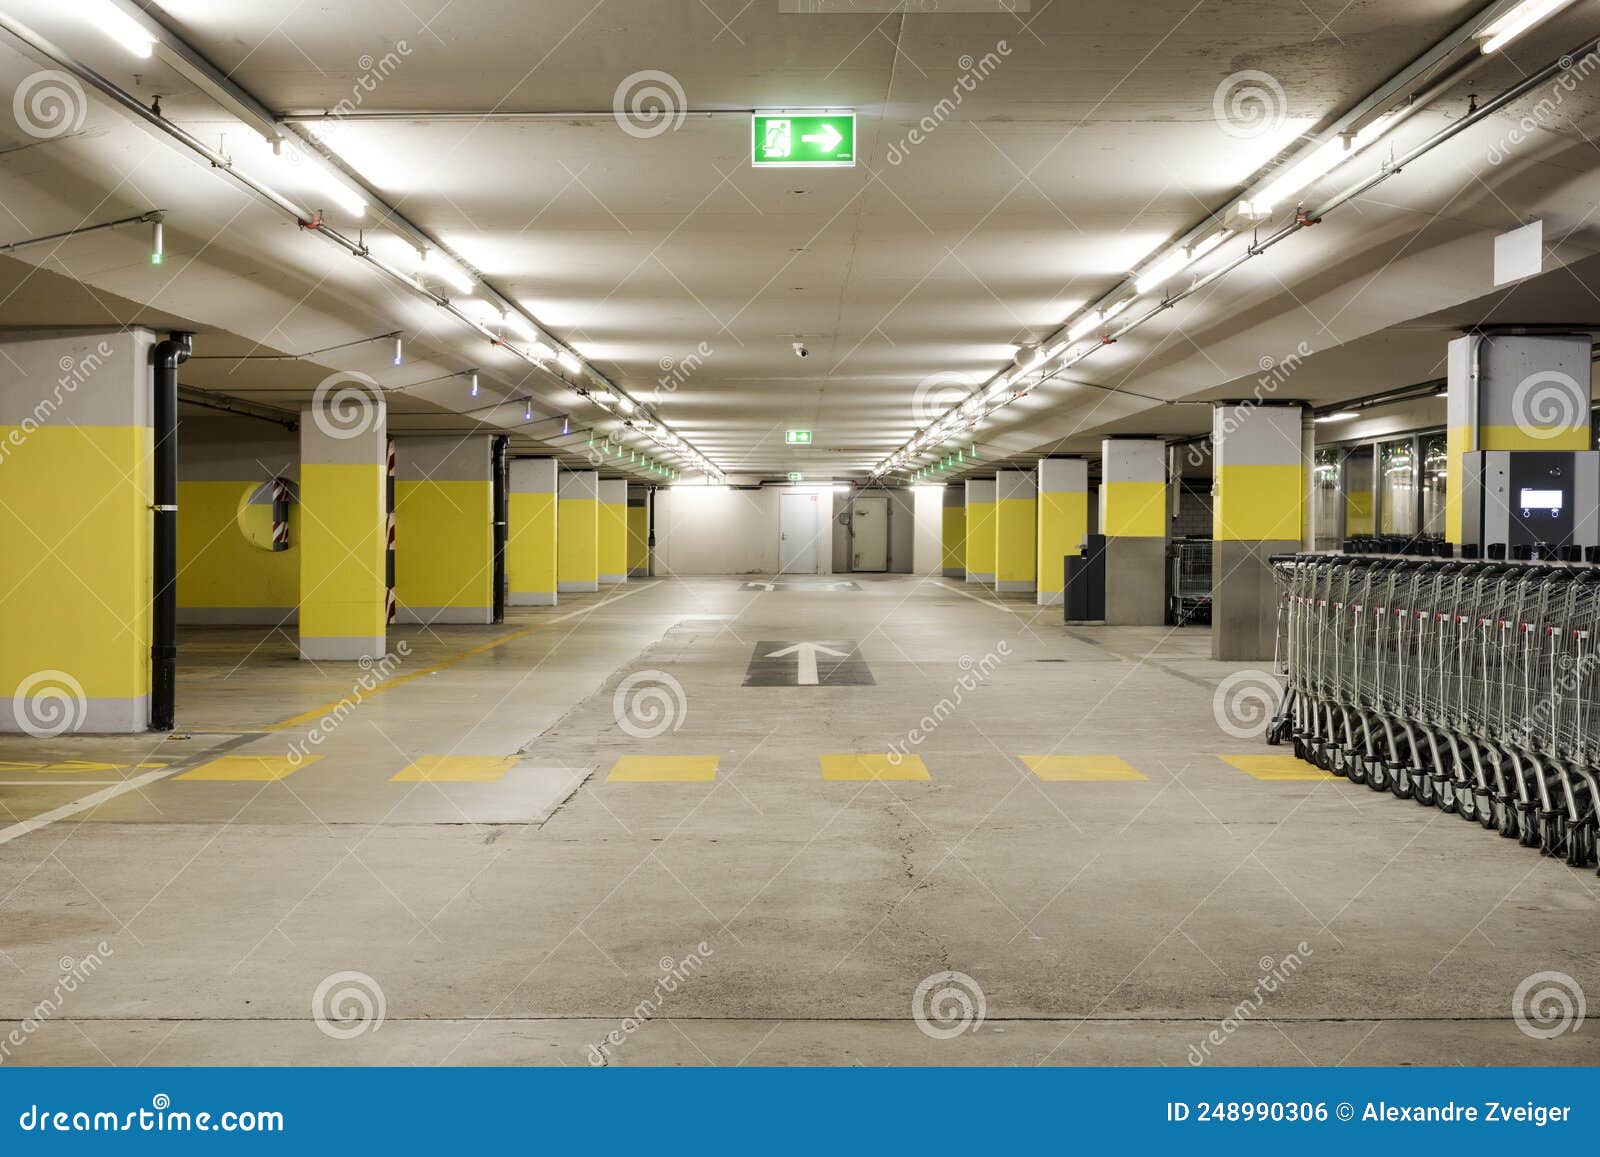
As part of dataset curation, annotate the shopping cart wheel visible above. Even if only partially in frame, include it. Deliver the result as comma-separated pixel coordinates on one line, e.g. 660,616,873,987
1313,743,1333,773
1433,775,1456,813
1366,760,1389,792
1292,735,1307,763
1391,766,1413,800
1337,747,1360,781
1575,819,1599,869
1413,772,1433,807
1457,788,1476,822
1541,811,1566,859
1476,789,1498,829
1517,804,1540,848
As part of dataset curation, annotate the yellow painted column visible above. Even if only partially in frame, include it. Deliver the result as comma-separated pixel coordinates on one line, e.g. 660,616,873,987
599,478,629,585
507,458,558,606
964,478,995,584
995,468,1037,594
1,328,155,732
1099,439,1167,625
1212,402,1305,661
299,388,387,661
393,436,494,624
1445,334,1592,546
557,469,599,593
627,484,650,577
941,484,965,578
1036,458,1088,607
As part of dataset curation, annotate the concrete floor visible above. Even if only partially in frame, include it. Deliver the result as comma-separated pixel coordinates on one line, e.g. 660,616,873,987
1,574,1596,1066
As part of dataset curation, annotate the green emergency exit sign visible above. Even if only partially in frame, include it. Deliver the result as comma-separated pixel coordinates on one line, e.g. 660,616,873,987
752,112,855,167
787,472,803,482
785,429,812,444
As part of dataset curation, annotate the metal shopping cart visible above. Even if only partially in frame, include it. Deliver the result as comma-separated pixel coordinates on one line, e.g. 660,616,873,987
1168,538,1212,626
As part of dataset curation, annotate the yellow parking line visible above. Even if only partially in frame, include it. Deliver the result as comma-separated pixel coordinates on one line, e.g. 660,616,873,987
391,755,520,783
820,753,929,781
607,755,719,783
1022,755,1147,782
1219,754,1338,781
176,755,320,782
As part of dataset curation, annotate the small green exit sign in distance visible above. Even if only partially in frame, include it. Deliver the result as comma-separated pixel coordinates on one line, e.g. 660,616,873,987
785,429,812,444
787,472,803,482
752,112,855,167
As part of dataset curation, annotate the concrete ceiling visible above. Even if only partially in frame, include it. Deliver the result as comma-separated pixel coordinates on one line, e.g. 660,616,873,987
0,0,1597,480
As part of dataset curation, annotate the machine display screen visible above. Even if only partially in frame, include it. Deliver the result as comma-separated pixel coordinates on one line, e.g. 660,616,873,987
1519,488,1564,513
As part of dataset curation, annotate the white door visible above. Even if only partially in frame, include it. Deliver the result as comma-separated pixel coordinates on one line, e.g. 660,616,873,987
778,491,820,574
850,496,889,572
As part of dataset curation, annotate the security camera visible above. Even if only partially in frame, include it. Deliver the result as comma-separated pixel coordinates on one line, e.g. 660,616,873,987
792,341,809,359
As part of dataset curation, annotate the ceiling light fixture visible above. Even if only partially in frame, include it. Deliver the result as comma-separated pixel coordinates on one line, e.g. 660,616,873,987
272,142,367,217
1314,410,1360,424
1248,112,1399,215
557,349,583,375
1478,0,1580,53
419,249,473,296
392,336,403,366
469,370,479,398
83,0,153,57
1133,230,1232,294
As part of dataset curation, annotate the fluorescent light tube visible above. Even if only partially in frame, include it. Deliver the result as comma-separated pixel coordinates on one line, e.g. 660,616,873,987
85,0,153,57
1134,230,1230,294
1253,113,1398,213
1478,0,1580,53
1314,410,1359,423
557,349,583,374
420,250,473,295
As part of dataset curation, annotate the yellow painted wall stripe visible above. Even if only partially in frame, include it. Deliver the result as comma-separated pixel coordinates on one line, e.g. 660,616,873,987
1100,480,1165,539
177,481,299,609
558,497,599,584
299,462,386,638
1214,463,1304,542
394,479,493,609
627,504,649,574
507,491,557,596
965,501,995,575
600,499,628,579
0,425,151,697
995,497,1037,584
1035,490,1086,594
941,506,966,573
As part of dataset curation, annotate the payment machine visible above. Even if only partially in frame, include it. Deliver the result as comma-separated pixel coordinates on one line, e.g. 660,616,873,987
1460,450,1600,558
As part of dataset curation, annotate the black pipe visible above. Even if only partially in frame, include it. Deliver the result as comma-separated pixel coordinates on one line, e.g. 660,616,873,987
150,332,192,731
491,435,508,623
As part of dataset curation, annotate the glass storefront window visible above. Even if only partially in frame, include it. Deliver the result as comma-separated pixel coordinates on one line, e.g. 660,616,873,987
1312,448,1342,551
1421,434,1448,538
1379,439,1417,536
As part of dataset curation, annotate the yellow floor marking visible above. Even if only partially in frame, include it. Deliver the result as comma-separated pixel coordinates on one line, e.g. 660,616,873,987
391,755,520,783
176,754,320,782
1022,755,1147,782
607,755,719,783
267,585,650,732
820,753,930,781
1220,754,1338,781
0,761,169,774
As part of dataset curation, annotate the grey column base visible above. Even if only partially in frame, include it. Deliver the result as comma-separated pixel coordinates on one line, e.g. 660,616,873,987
965,571,993,584
1104,536,1167,626
1036,590,1063,607
942,566,965,578
600,573,627,584
996,580,1036,594
628,567,650,578
394,606,493,625
178,607,297,626
558,580,599,593
1212,539,1298,661
508,591,557,607
299,635,386,662
0,695,149,734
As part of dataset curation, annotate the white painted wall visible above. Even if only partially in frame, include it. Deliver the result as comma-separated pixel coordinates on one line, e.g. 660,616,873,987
912,486,943,575
655,485,834,575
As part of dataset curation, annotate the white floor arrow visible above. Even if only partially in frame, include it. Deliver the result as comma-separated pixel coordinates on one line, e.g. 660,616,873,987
764,641,849,685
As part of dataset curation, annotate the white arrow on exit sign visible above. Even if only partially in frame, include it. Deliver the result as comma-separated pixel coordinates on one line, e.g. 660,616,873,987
801,123,843,153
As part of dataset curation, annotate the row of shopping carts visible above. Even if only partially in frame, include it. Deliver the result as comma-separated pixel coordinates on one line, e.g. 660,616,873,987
1266,552,1600,872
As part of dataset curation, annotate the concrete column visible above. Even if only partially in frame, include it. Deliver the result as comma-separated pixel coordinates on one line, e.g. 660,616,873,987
627,484,650,577
299,386,388,661
1212,402,1304,661
911,484,943,576
940,484,966,578
964,478,996,584
0,328,156,732
507,458,558,606
599,478,629,584
1100,439,1167,625
1036,458,1088,607
392,436,494,625
1445,333,1592,546
557,468,600,593
995,468,1038,594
